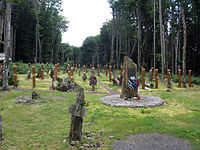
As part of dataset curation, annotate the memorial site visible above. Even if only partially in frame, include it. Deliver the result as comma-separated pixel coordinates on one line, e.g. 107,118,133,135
0,0,200,150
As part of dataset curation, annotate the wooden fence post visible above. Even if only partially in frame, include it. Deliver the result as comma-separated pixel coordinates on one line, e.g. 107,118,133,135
109,65,112,82
106,65,108,76
167,69,170,88
151,67,154,80
41,63,44,79
189,70,192,87
97,64,100,76
32,66,36,88
178,69,181,87
142,68,145,89
155,69,158,89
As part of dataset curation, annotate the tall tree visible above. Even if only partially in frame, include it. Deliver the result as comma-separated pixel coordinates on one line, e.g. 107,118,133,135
3,1,12,90
180,6,187,87
158,0,165,82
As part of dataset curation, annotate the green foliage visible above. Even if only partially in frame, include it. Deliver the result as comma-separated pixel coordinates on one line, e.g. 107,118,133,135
64,59,73,68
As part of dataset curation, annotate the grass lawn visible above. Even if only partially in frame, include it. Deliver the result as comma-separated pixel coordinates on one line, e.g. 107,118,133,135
0,89,200,150
1,69,200,149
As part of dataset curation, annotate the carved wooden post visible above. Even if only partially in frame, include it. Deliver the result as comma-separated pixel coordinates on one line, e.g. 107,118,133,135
189,70,192,87
167,69,170,88
41,63,44,79
106,65,108,76
79,64,81,76
155,69,158,89
71,67,74,77
83,65,85,72
32,66,36,88
14,65,17,88
52,68,55,90
55,64,58,79
97,64,100,77
114,65,116,74
178,69,181,87
71,76,74,82
151,67,154,80
58,63,60,72
92,67,95,91
120,65,123,76
109,65,112,82
142,68,145,89
69,87,86,141
47,62,49,74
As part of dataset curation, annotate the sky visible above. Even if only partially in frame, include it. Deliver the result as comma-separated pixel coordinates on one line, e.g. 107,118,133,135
61,0,112,47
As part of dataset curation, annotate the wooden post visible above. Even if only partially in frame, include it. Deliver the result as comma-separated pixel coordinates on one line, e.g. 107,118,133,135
83,65,85,72
97,64,100,77
47,62,49,74
151,67,154,80
120,65,123,76
178,69,181,87
52,67,55,90
55,64,58,79
41,63,44,79
114,65,116,74
106,65,108,76
14,65,17,87
142,68,145,89
189,70,192,87
71,76,74,82
32,66,36,88
167,69,170,88
155,69,158,89
79,64,81,76
71,67,74,76
58,63,60,72
109,65,112,82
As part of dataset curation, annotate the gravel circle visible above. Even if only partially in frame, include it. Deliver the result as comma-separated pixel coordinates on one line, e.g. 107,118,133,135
99,95,164,108
111,133,191,150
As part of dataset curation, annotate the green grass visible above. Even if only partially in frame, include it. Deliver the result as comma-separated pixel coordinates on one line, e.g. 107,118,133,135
0,90,200,149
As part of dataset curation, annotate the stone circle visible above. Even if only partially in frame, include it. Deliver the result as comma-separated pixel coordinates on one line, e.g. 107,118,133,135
99,95,164,108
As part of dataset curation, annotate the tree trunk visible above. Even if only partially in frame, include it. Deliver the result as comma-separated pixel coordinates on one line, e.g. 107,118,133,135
3,1,12,90
34,0,38,63
0,0,5,42
175,15,180,75
180,7,187,87
153,0,156,74
159,0,165,82
136,0,142,73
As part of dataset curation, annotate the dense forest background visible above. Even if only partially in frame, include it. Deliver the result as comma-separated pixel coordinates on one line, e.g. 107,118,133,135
0,0,200,76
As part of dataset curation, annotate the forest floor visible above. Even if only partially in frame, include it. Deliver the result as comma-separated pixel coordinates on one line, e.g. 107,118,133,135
0,71,200,149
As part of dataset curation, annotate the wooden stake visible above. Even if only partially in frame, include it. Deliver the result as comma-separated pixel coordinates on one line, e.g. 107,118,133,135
189,70,192,87
97,64,100,76
106,65,108,76
151,67,154,80
167,69,170,88
155,69,158,89
120,65,123,76
109,65,112,82
142,68,145,89
41,63,44,79
32,66,36,88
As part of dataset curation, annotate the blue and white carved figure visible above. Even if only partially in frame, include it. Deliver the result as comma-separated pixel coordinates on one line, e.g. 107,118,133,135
128,76,139,90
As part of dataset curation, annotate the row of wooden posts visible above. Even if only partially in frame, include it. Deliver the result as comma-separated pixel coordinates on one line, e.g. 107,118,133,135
13,63,192,89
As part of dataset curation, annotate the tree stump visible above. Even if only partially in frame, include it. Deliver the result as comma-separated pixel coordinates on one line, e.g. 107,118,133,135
69,87,86,141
